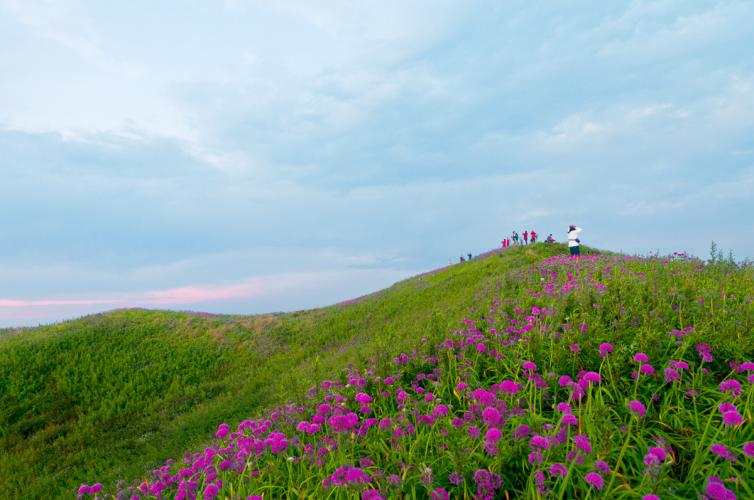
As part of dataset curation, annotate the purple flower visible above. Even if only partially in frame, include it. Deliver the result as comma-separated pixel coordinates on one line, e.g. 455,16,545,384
203,483,219,500
355,393,373,404
664,368,681,383
722,411,743,426
720,380,742,396
628,400,647,418
485,427,502,444
570,343,581,352
640,364,655,376
594,461,610,474
643,495,660,500
362,490,385,500
599,343,613,357
530,435,550,449
584,472,603,490
449,472,465,485
743,442,754,458
550,463,568,477
581,371,601,384
705,476,736,500
710,444,736,462
499,379,521,394
634,353,649,363
215,423,230,440
522,360,537,371
574,434,592,454
430,488,449,500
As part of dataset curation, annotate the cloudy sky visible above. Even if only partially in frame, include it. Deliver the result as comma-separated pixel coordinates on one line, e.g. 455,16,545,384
2,0,753,327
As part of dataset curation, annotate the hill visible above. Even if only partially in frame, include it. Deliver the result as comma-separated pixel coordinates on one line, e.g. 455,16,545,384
0,244,563,498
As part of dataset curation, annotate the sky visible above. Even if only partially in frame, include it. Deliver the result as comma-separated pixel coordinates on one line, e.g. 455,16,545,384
1,0,754,327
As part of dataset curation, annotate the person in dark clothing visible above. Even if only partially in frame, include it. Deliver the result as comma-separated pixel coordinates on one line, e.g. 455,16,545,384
467,253,472,261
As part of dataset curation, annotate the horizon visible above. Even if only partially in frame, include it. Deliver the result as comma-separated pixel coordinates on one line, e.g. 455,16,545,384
2,1,754,327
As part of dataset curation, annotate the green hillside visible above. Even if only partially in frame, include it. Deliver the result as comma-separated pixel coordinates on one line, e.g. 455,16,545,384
0,244,565,498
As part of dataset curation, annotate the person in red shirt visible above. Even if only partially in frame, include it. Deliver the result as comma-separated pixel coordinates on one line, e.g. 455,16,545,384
530,230,537,243
523,230,529,245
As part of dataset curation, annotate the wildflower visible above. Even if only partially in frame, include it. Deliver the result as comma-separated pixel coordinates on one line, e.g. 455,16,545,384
485,427,502,444
522,360,537,371
556,402,572,413
722,411,743,426
561,413,578,426
594,461,610,475
513,424,531,439
640,364,655,376
696,344,713,363
549,463,568,478
584,472,603,490
530,435,550,449
581,371,601,384
634,353,649,363
570,343,581,352
710,444,736,462
574,434,592,454
468,426,480,438
628,400,647,418
643,495,661,500
499,379,520,394
362,490,385,500
355,393,373,404
449,472,464,485
664,368,681,383
528,451,543,465
558,375,573,387
705,476,736,500
720,380,742,397
203,483,219,500
430,488,449,500
599,343,613,357
215,423,230,440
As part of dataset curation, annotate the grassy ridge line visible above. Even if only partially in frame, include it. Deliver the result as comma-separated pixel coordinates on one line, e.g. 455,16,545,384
0,243,567,498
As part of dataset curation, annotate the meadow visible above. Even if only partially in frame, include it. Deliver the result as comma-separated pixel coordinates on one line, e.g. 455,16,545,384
3,244,753,498
1,244,548,498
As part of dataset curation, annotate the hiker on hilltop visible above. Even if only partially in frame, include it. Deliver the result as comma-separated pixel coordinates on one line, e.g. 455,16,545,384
467,253,472,261
545,234,555,243
511,231,519,246
460,255,465,263
567,225,583,257
530,230,537,243
523,230,529,245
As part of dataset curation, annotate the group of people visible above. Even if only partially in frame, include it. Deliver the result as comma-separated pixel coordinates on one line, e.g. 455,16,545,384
501,229,539,247
453,225,585,266
501,225,584,256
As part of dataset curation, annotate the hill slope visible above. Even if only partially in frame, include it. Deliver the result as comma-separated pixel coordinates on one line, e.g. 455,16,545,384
73,248,754,499
0,244,563,498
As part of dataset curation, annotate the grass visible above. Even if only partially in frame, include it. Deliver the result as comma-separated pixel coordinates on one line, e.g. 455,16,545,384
0,243,567,498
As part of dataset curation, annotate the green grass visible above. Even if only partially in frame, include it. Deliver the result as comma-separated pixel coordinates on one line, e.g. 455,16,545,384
0,244,569,498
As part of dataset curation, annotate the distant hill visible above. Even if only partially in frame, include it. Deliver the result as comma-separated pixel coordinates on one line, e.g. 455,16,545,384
0,243,561,498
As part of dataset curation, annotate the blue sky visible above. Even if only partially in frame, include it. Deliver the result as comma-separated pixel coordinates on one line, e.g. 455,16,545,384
1,0,753,327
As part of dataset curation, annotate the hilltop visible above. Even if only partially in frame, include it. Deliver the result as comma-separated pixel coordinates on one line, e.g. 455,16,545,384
1,244,562,498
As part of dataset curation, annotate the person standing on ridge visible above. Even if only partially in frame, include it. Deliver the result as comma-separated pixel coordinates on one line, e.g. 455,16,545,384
530,230,537,243
511,231,519,246
523,230,529,245
567,225,583,257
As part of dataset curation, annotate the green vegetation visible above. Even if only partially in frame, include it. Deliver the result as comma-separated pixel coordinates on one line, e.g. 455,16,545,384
0,244,568,498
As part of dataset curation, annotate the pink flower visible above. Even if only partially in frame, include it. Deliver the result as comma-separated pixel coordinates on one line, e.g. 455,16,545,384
628,400,646,418
355,393,372,404
720,379,742,396
599,343,613,357
215,423,230,440
584,472,603,490
722,411,743,426
634,352,649,363
743,442,754,457
522,360,537,371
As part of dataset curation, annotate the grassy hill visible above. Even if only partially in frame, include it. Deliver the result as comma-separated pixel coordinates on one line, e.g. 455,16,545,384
0,244,566,498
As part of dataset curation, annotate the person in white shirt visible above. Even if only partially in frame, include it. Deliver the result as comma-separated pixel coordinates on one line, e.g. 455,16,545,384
567,225,582,256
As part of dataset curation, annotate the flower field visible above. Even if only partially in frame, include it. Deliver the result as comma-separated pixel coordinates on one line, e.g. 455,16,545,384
77,250,754,499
